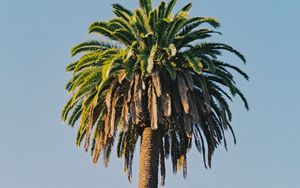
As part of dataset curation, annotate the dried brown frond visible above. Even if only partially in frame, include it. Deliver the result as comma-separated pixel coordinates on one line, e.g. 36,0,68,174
161,92,172,117
148,85,158,130
177,74,190,113
134,74,143,124
152,69,162,97
183,113,192,138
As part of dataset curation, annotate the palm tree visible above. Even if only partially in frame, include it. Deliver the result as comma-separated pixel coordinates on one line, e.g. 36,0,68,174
62,0,249,187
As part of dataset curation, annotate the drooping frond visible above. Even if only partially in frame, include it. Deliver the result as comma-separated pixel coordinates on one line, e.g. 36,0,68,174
199,43,246,63
89,21,113,38
71,40,117,57
178,17,220,37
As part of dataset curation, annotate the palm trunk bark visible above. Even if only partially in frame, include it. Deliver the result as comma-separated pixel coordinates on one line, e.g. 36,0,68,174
138,127,160,188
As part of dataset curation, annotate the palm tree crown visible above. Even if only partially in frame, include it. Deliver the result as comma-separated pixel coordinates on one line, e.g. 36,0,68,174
62,0,248,186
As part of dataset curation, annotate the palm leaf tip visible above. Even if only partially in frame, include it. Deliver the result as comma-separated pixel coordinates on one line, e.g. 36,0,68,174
236,88,249,110
180,2,192,12
202,17,221,28
72,40,118,58
111,3,133,16
165,0,177,17
138,0,152,14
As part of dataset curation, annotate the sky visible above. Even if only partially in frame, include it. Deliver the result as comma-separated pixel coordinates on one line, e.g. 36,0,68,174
0,0,299,187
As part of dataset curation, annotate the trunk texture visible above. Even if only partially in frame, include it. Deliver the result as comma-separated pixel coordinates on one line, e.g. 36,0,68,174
138,127,160,188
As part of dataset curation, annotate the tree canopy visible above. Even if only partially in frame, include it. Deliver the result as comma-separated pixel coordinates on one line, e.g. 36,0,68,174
62,0,248,186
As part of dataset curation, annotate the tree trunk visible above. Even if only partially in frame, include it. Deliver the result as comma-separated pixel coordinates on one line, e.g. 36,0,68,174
138,127,160,188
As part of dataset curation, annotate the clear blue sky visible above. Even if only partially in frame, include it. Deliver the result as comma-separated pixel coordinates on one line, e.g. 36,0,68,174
0,0,299,187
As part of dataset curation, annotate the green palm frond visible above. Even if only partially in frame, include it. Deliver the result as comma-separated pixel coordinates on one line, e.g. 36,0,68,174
158,1,167,20
178,17,220,37
213,60,249,80
165,0,177,17
179,2,192,12
138,0,152,15
175,29,221,49
112,3,133,17
71,40,116,57
235,87,249,110
201,42,246,63
89,22,114,39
